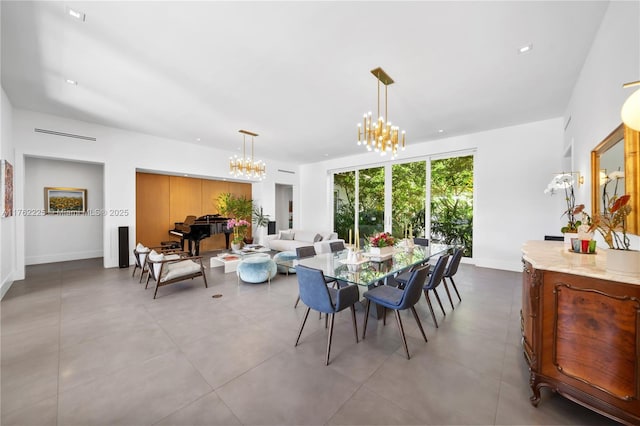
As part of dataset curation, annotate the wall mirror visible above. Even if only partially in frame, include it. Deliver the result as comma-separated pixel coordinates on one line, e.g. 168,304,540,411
591,124,640,235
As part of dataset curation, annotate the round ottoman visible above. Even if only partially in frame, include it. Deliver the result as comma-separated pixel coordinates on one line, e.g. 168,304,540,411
237,255,277,284
273,251,297,274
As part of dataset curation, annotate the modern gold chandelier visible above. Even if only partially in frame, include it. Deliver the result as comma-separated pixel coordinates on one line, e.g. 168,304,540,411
229,129,266,180
357,67,406,158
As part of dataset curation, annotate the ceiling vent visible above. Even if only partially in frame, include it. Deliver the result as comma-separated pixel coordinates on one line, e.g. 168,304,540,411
34,128,96,141
277,169,295,174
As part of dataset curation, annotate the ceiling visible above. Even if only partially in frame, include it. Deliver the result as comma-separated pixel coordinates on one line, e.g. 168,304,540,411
1,1,610,164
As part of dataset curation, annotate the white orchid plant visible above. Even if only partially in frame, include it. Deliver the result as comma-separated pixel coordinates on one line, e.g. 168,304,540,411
544,173,588,233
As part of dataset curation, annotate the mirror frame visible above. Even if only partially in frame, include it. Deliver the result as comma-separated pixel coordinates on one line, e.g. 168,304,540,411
591,123,640,235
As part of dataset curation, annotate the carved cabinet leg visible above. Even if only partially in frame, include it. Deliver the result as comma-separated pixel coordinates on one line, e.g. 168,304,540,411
529,371,541,406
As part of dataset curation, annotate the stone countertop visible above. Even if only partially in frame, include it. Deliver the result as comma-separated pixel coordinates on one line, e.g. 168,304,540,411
521,240,640,285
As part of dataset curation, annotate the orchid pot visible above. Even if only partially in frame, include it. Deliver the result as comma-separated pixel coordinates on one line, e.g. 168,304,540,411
606,248,640,276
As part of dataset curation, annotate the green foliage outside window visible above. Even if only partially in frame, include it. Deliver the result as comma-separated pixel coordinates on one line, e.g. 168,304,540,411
392,161,426,239
358,167,385,237
334,171,355,241
430,156,474,257
333,155,473,258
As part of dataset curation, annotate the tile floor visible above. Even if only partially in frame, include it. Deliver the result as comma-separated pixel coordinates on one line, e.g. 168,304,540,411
1,255,621,425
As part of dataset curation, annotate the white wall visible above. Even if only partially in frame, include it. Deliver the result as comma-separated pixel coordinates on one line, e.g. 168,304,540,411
298,0,640,271
564,0,640,250
299,118,564,272
12,108,298,279
1,88,16,298
24,157,104,264
5,0,637,282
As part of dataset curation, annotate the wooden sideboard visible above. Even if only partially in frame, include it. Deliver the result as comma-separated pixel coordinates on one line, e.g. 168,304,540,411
521,241,640,425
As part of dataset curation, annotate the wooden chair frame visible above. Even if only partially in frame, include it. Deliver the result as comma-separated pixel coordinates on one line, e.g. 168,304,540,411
133,246,186,283
145,253,208,299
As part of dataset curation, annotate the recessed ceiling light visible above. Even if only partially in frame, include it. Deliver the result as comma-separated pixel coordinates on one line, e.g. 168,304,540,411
438,129,444,133
196,138,201,142
518,44,533,54
65,79,77,85
67,7,86,21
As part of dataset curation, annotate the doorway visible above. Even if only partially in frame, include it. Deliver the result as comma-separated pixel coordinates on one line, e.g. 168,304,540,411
275,184,293,231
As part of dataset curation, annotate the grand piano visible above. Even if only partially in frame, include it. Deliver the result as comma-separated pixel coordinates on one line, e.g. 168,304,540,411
169,214,232,255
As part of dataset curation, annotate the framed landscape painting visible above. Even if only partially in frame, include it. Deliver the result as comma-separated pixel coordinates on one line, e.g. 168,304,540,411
45,187,87,214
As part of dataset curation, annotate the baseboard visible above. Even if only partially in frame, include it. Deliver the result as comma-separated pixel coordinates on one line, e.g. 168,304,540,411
1,272,14,300
25,250,104,265
474,257,521,272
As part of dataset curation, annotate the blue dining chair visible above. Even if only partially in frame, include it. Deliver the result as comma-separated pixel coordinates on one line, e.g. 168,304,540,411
362,264,430,359
295,265,360,365
422,254,450,328
294,246,337,308
442,247,463,305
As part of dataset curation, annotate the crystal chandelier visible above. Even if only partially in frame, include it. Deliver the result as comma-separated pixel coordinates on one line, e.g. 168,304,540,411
229,130,266,180
357,67,406,158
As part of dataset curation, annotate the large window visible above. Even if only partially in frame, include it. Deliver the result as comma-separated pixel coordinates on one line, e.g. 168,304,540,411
332,153,474,256
392,161,426,239
333,171,355,242
430,155,474,257
358,167,385,238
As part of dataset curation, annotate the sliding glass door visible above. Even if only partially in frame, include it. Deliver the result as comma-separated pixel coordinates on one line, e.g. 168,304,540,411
392,161,426,239
430,155,474,256
332,152,474,256
333,171,355,242
358,167,385,238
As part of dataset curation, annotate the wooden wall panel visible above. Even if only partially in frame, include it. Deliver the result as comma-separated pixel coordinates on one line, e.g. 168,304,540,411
169,176,203,225
136,172,170,247
135,173,251,253
228,181,252,200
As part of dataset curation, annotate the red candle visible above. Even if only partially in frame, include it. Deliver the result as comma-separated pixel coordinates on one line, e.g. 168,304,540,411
581,239,589,253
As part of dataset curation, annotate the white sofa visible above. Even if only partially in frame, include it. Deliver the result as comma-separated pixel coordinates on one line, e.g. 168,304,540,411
264,229,344,254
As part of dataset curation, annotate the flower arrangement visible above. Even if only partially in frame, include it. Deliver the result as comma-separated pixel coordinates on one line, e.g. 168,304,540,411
227,218,250,244
369,231,396,248
589,170,632,250
544,173,586,233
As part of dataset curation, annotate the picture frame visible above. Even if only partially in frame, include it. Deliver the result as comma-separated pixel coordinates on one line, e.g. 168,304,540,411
44,187,87,214
1,159,13,218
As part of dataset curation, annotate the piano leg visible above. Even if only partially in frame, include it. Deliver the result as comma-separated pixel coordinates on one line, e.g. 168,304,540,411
188,239,194,256
225,232,230,250
194,240,201,257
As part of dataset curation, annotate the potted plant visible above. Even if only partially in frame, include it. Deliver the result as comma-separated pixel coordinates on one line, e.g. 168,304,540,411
544,173,586,246
217,193,254,244
227,218,250,251
368,231,396,256
588,171,638,274
217,193,253,220
252,206,270,245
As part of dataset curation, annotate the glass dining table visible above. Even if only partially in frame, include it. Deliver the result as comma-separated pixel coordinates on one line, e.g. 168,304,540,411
275,243,452,288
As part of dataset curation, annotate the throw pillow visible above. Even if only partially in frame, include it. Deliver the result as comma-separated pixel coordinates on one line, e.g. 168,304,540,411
313,233,323,242
281,232,295,241
325,232,338,241
147,250,165,280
